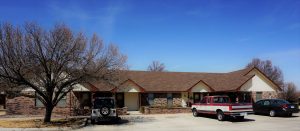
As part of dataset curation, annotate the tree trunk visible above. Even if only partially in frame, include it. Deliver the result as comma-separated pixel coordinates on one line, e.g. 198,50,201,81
44,105,54,123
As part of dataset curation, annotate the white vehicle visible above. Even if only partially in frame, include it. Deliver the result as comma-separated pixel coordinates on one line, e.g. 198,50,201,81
191,95,253,121
91,97,120,124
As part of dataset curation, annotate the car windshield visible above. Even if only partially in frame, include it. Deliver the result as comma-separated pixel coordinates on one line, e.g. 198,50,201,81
94,99,114,109
213,97,229,103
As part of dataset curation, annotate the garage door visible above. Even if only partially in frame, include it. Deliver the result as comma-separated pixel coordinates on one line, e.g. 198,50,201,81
124,93,139,111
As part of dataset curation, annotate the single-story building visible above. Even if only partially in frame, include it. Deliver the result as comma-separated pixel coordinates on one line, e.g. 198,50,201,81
5,67,281,115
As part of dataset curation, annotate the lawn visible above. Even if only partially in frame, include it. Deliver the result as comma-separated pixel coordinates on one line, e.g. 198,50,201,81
0,118,86,128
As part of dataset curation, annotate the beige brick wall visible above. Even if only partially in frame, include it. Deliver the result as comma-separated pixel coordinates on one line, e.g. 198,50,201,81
6,91,72,116
144,107,191,114
172,98,182,107
153,98,167,107
252,91,278,102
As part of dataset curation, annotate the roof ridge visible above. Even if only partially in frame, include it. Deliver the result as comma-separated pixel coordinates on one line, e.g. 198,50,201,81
121,70,242,74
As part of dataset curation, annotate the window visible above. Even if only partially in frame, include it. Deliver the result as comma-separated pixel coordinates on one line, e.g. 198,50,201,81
207,97,211,103
94,99,114,109
256,92,262,101
193,93,202,103
57,95,67,107
194,94,199,100
172,93,181,98
154,93,167,98
148,93,154,105
273,100,290,105
213,97,229,103
256,100,264,106
263,100,270,106
167,93,172,107
35,97,44,107
35,93,67,107
200,97,207,103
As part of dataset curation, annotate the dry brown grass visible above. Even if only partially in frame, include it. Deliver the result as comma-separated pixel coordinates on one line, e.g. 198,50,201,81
0,118,83,128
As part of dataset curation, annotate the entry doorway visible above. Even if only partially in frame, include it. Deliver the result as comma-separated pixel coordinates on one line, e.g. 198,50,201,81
0,94,5,109
116,93,124,108
193,93,209,103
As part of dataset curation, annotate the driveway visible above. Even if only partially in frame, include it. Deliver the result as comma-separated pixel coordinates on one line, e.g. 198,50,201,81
80,113,300,131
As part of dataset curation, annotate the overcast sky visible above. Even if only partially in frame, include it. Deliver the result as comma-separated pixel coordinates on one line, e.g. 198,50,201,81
1,0,299,89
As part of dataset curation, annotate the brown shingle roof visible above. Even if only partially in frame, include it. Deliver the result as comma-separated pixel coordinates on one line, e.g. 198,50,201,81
86,67,261,92
82,80,116,92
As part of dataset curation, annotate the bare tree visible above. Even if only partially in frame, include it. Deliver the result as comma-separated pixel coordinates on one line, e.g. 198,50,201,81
246,58,284,88
147,61,165,72
278,82,298,103
0,23,127,122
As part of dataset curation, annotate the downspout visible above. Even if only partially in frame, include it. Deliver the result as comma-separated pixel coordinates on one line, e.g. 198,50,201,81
69,92,72,116
187,92,190,107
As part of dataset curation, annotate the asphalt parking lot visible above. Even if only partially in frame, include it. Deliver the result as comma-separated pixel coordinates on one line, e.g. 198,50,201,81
80,113,300,131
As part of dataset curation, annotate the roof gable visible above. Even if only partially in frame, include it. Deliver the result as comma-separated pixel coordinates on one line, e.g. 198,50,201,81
239,68,280,91
188,80,213,92
112,79,145,92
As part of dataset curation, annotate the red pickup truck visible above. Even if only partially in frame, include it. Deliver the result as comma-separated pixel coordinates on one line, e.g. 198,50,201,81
191,95,253,121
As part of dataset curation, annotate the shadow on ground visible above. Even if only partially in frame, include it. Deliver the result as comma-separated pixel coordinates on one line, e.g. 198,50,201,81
253,114,299,118
88,116,156,125
91,119,130,125
196,114,255,122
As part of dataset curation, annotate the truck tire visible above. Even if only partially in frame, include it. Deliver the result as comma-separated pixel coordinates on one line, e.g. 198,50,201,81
192,109,199,117
100,106,111,116
217,111,225,121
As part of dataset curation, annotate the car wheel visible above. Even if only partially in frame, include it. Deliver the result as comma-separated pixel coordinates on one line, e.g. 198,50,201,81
192,109,199,117
287,113,293,117
100,106,111,116
217,111,225,121
269,110,276,117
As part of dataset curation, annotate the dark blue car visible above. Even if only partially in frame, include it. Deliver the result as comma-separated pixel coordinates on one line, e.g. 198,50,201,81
253,99,299,117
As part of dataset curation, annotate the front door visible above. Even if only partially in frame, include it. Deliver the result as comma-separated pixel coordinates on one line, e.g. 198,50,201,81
124,93,139,111
116,93,124,108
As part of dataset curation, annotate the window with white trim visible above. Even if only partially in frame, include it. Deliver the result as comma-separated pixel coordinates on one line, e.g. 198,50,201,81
35,93,67,107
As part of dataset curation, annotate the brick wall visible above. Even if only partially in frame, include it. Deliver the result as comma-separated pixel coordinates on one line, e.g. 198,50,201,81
6,91,72,116
153,98,167,107
143,107,191,114
262,91,278,99
152,98,183,107
251,91,278,102
172,98,182,107
116,107,128,115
